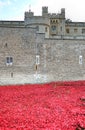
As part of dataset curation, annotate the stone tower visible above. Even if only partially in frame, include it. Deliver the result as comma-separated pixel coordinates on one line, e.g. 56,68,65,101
42,7,48,16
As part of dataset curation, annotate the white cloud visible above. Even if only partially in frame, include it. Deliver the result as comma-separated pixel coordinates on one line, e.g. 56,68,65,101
0,0,11,7
0,1,7,7
7,0,11,5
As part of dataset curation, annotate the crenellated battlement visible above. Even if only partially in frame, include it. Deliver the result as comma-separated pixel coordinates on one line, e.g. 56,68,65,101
24,7,65,19
49,8,65,19
0,6,84,39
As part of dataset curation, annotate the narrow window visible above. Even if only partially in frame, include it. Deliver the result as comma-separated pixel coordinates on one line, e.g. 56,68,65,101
74,28,77,33
66,28,69,33
50,20,52,23
5,43,7,47
36,26,39,31
79,55,82,64
36,55,40,65
60,26,62,31
10,57,13,65
45,27,47,32
6,57,10,64
53,20,55,23
56,20,58,23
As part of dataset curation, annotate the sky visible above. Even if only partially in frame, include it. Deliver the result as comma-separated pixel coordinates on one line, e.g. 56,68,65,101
0,0,85,22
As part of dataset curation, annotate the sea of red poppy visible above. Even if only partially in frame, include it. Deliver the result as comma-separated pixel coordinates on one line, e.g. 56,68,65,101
0,81,85,130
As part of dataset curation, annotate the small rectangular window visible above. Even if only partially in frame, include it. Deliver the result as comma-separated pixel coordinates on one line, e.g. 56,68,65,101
66,28,69,33
6,57,13,65
7,57,10,63
79,55,82,64
74,29,77,33
82,29,85,34
36,26,39,31
51,25,56,31
10,57,13,63
60,26,62,31
36,55,40,65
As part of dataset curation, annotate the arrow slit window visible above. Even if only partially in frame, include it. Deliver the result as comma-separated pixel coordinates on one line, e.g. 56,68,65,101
36,55,40,65
79,55,82,64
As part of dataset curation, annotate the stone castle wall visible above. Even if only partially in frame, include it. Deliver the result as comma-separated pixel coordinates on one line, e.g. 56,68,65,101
0,26,85,84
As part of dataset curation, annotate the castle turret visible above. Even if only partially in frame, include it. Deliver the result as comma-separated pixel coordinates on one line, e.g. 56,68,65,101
42,7,48,16
24,10,34,20
61,8,65,18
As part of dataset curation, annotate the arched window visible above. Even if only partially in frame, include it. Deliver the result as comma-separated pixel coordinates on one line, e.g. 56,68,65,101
51,25,56,31
53,20,55,23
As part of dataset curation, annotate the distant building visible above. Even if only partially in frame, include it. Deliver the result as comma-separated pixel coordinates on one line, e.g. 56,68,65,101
0,7,85,85
25,6,85,39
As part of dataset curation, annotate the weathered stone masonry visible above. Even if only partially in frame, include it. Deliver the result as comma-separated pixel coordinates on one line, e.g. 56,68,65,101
0,7,85,84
